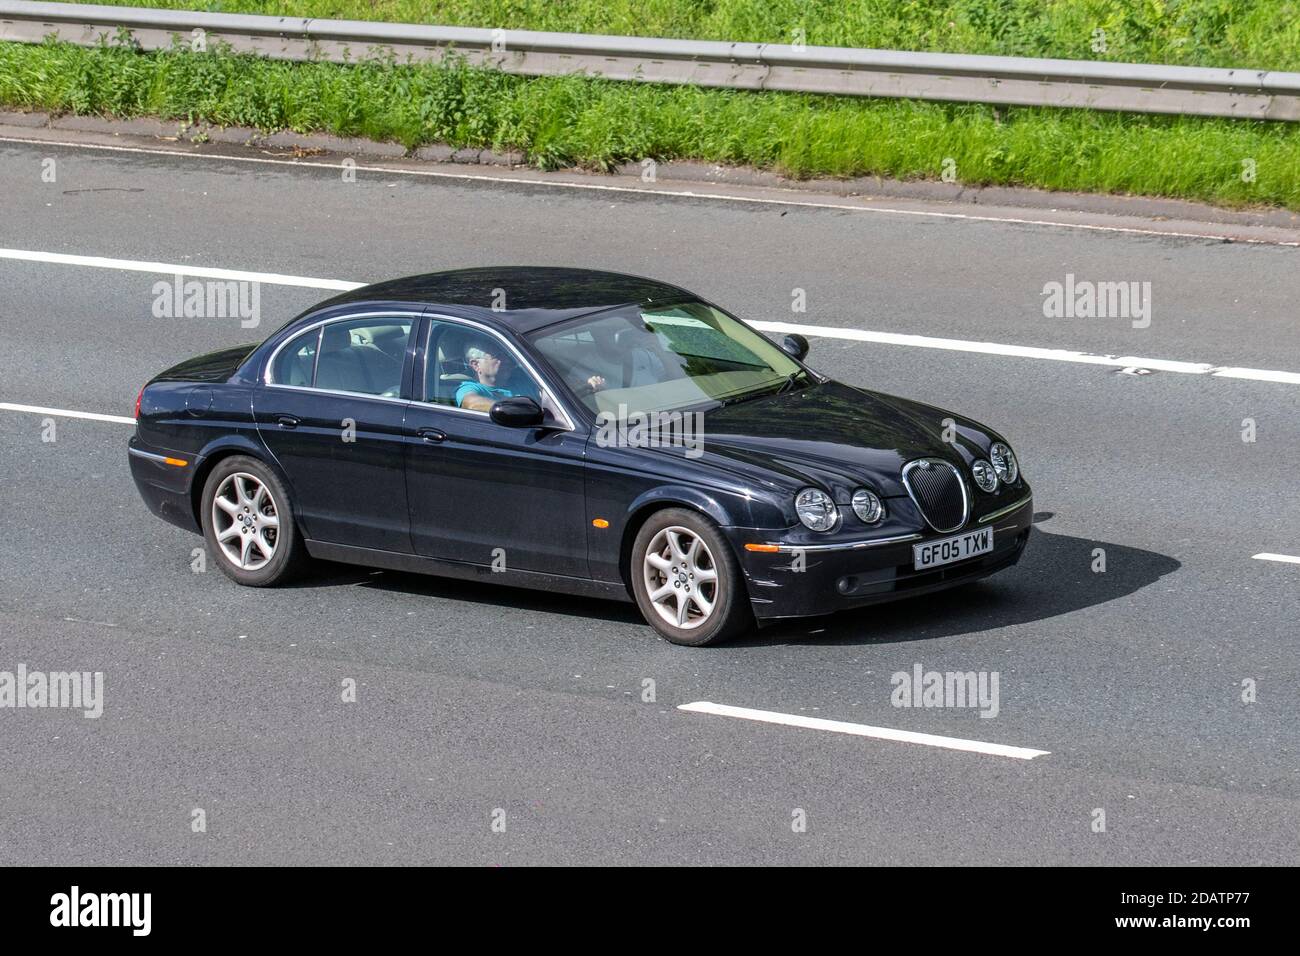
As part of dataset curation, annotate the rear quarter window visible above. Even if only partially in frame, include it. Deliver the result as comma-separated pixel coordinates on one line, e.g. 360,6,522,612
271,328,320,387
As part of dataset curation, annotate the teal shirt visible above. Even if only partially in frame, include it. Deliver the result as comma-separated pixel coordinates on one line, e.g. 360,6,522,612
455,377,539,407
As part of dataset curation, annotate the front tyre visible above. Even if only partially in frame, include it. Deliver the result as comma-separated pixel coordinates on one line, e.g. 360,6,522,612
630,508,752,646
200,455,307,586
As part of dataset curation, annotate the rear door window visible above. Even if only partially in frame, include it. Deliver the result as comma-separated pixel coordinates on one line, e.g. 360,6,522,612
314,318,414,398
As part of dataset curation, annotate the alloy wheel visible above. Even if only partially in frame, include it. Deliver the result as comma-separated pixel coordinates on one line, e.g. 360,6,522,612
211,472,280,571
642,525,719,630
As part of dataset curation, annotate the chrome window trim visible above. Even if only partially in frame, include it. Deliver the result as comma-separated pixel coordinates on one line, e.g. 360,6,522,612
260,383,412,408
263,324,325,391
901,458,971,534
763,532,924,553
978,493,1032,524
263,310,423,389
404,395,490,419
260,309,577,432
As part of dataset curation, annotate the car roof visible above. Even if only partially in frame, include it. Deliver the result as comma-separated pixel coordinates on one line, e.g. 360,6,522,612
309,266,697,334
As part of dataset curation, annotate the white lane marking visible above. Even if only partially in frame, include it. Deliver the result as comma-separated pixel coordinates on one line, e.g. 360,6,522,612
751,320,1300,385
3,247,1300,386
0,247,360,291
1252,553,1300,565
2,133,1299,248
0,402,135,424
1214,366,1300,385
678,701,1050,760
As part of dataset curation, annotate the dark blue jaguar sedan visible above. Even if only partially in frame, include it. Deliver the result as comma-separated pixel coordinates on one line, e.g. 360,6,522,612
129,267,1032,645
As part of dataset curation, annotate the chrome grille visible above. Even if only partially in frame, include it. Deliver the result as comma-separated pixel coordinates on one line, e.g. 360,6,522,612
902,458,969,533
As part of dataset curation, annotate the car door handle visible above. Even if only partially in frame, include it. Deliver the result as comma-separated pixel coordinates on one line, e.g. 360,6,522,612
417,427,447,444
277,415,300,429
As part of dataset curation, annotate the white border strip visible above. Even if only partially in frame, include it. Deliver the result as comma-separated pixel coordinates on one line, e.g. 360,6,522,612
2,134,1299,248
1252,553,1300,565
0,401,135,424
678,701,1050,760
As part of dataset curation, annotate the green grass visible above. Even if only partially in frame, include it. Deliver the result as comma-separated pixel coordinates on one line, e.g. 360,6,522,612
56,0,1300,71
3,38,1299,210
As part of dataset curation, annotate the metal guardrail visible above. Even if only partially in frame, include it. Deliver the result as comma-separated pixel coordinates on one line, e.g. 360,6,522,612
3,1,1299,120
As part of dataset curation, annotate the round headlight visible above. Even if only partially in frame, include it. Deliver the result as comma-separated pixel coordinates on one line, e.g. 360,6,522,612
990,442,1018,483
851,488,884,524
971,459,998,493
795,488,838,532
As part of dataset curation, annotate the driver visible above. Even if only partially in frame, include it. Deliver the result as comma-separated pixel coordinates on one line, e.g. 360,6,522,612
456,339,606,411
455,341,536,411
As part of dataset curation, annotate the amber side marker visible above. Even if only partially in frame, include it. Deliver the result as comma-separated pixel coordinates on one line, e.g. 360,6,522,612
744,543,780,553
163,457,188,467
592,518,610,528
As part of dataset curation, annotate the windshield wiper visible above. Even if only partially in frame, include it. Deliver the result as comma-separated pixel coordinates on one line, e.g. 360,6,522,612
713,370,810,409
774,369,809,394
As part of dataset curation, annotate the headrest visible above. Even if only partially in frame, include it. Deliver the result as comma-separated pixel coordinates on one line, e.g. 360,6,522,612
438,328,473,364
615,325,662,348
322,324,353,351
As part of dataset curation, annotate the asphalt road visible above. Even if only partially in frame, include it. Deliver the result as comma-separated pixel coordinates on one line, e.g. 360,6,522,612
1,134,1298,865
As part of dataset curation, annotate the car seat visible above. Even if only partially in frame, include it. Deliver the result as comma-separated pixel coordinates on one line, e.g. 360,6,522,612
432,327,475,405
615,327,671,388
316,325,404,396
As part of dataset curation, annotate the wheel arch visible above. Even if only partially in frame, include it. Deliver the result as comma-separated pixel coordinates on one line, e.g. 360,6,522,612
617,487,744,597
189,436,294,528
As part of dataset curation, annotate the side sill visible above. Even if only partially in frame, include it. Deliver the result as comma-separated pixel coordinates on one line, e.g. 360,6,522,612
303,540,633,604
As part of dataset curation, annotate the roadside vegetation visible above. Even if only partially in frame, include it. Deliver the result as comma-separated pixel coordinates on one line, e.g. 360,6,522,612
61,0,1300,71
3,2,1299,210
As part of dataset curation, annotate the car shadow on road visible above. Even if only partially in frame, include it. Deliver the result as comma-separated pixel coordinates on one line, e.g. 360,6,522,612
294,516,1179,645
736,518,1181,647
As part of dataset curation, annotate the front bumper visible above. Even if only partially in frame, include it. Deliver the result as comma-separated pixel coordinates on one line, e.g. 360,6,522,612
725,494,1033,621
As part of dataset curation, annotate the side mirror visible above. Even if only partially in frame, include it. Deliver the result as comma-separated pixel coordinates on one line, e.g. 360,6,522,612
780,333,810,361
489,395,545,428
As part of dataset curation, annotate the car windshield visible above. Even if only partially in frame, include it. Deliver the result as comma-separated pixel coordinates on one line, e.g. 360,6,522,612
528,301,806,415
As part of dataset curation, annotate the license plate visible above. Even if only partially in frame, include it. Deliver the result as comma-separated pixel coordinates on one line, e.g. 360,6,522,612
912,527,993,570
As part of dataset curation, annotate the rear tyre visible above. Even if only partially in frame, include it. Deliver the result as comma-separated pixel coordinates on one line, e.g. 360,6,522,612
630,507,752,646
200,455,308,586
